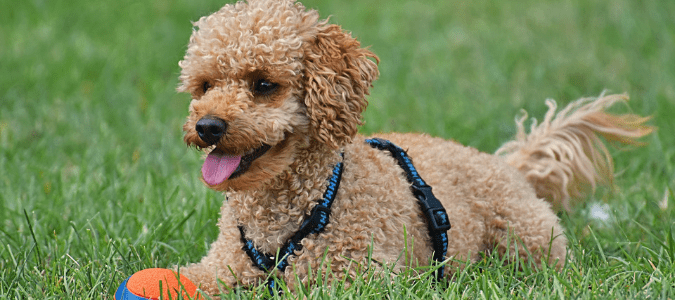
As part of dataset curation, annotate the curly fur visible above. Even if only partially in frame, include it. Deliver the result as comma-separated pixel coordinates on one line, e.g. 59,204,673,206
174,0,653,295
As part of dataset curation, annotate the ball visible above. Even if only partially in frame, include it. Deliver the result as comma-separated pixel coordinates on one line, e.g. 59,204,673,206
115,268,201,300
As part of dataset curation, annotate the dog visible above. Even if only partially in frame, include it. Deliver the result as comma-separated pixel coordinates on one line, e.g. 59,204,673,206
175,0,652,294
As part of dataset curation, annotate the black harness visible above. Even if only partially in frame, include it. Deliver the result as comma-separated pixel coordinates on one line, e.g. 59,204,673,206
239,138,451,290
238,154,343,291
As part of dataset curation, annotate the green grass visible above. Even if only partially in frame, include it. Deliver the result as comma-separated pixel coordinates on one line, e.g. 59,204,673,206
1,0,674,298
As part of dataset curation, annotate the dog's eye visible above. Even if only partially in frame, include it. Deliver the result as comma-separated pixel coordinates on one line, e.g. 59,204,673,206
252,79,278,96
202,81,212,93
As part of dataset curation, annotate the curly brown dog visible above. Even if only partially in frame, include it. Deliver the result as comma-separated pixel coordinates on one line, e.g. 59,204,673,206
176,0,652,294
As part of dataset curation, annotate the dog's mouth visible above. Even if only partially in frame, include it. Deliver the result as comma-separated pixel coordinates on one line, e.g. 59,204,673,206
201,143,272,186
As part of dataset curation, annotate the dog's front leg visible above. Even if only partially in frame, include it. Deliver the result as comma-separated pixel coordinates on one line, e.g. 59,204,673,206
175,206,266,296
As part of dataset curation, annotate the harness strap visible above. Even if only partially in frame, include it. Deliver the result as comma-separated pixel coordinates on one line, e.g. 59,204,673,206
239,154,344,291
365,138,451,279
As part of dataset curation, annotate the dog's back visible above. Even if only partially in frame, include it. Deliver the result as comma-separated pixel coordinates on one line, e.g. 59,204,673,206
367,94,652,269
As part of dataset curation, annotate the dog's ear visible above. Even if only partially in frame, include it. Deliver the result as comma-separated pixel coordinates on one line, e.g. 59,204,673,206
303,23,379,149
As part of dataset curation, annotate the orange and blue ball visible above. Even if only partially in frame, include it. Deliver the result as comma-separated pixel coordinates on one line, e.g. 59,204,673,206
115,268,201,300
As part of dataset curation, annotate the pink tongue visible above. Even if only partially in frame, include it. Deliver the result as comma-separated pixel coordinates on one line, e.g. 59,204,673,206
202,153,242,185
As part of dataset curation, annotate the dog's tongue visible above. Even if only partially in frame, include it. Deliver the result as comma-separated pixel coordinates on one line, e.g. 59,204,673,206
202,152,242,185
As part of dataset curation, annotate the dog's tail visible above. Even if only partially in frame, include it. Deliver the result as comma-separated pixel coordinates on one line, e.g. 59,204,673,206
495,93,654,211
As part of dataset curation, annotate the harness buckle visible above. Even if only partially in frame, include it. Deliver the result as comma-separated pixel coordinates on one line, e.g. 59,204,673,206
411,185,451,232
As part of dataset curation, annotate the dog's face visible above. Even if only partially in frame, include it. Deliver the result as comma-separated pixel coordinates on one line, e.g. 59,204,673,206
178,0,378,191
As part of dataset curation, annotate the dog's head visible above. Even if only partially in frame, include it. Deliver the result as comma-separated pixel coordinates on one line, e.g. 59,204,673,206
179,0,379,191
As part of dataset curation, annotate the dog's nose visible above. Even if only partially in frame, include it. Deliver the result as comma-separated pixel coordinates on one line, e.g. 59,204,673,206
196,116,227,146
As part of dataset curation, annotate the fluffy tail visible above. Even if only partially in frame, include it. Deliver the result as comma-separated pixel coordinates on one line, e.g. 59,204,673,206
495,93,654,211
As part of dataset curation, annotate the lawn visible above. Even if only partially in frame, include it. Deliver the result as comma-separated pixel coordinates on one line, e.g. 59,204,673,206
1,0,674,298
